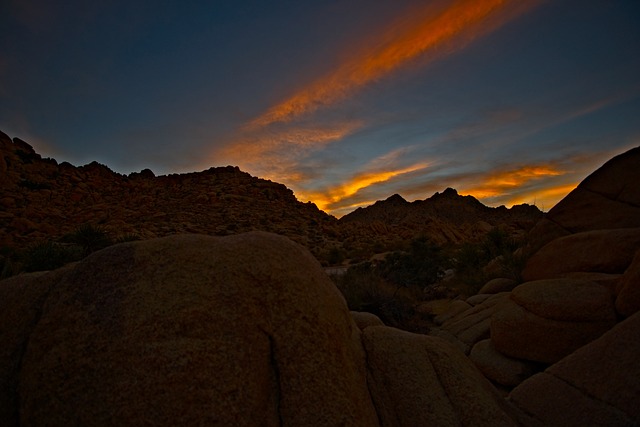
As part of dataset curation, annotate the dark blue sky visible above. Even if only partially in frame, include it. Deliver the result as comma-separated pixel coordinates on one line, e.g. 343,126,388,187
2,0,639,215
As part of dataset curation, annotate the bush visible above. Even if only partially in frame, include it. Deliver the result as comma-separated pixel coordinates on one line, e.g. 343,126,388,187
326,246,346,266
332,262,419,330
63,223,113,256
452,227,528,294
377,237,447,289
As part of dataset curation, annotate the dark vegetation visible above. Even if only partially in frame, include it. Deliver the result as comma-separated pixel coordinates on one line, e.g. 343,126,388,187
0,224,139,279
331,228,528,332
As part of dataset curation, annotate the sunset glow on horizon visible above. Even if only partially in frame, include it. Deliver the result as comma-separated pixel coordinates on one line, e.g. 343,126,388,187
2,0,639,217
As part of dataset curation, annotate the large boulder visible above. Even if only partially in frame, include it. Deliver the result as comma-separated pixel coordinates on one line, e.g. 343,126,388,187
616,249,640,317
491,279,616,363
434,293,510,353
0,270,64,425
470,339,542,388
527,146,640,250
6,232,379,426
522,228,640,281
362,326,519,426
509,311,640,426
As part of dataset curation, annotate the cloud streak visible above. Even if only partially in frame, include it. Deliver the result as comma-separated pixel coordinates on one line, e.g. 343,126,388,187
213,120,364,184
248,0,540,128
299,163,428,212
461,165,564,199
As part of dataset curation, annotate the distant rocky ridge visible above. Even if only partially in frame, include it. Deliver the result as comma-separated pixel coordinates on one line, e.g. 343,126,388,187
0,130,540,264
341,188,542,247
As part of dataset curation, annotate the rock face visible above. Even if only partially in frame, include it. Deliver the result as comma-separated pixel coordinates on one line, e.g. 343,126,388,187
0,130,541,269
6,232,378,426
615,249,640,317
363,326,518,427
431,293,510,354
470,339,542,388
491,279,616,364
521,145,640,320
526,146,640,251
509,311,640,426
0,131,338,257
1,231,527,426
340,188,541,247
522,228,640,281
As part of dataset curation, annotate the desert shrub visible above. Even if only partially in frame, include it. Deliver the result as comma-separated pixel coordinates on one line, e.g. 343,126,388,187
377,236,447,289
333,262,383,311
64,223,113,256
21,241,83,272
326,246,346,266
332,261,419,330
452,227,527,293
482,227,520,260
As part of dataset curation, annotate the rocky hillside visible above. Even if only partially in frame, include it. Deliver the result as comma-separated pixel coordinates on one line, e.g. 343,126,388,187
1,130,540,266
0,131,340,256
339,188,542,253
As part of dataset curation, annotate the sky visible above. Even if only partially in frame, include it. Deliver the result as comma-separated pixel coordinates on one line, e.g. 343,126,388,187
1,0,639,217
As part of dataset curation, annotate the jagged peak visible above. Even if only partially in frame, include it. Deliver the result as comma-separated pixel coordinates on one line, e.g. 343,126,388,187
384,193,408,204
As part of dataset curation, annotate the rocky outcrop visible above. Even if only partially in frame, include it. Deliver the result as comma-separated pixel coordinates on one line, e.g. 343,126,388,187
430,293,510,354
7,233,378,426
522,228,640,281
0,131,339,257
341,188,542,247
478,278,518,294
526,146,640,251
1,232,525,426
521,145,640,319
0,130,541,270
469,339,542,388
615,249,640,317
509,311,640,426
491,279,616,364
363,326,519,426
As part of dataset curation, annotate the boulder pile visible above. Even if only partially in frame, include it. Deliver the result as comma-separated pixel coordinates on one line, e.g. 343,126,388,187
2,232,520,426
2,143,639,425
426,146,640,425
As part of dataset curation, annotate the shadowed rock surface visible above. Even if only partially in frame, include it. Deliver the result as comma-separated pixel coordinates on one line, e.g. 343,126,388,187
5,233,378,426
509,311,640,426
1,231,527,426
526,145,640,252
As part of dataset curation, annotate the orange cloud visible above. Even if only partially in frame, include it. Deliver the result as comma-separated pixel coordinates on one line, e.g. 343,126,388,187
298,163,428,212
504,184,578,210
212,120,363,183
221,120,362,160
249,0,540,128
462,165,564,198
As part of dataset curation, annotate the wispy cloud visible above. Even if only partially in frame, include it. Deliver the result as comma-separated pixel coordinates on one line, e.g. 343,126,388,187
215,0,543,215
213,120,364,184
461,165,564,199
248,0,540,128
296,152,430,214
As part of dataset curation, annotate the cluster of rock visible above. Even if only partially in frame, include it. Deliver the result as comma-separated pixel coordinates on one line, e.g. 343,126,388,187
0,130,541,267
1,146,639,425
0,130,339,256
340,188,542,247
427,146,640,424
0,232,514,426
